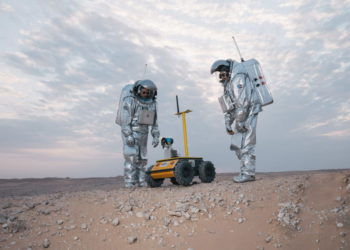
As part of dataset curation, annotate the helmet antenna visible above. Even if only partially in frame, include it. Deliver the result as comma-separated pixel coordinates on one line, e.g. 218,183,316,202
232,36,244,62
142,63,148,78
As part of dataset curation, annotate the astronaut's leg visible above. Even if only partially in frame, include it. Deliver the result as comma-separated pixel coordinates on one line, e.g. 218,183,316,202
123,154,138,187
122,134,139,187
134,132,148,187
233,114,258,183
137,133,148,187
136,159,148,187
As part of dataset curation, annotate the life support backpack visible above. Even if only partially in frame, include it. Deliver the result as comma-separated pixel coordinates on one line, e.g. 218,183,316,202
115,84,134,126
237,59,274,106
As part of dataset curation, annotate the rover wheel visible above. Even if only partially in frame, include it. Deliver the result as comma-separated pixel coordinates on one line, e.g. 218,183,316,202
198,161,216,183
146,166,164,188
170,177,179,185
174,161,194,186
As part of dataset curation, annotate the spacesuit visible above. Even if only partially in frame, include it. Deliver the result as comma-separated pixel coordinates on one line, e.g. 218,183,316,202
116,80,160,187
210,59,262,183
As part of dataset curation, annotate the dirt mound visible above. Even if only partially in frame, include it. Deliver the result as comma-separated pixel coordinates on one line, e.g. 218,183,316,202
0,170,349,249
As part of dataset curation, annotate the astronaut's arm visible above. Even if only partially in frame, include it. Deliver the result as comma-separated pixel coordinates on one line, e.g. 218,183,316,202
224,112,235,135
151,112,160,147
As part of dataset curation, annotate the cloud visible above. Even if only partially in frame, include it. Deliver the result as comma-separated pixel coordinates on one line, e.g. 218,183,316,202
1,0,350,178
320,129,350,138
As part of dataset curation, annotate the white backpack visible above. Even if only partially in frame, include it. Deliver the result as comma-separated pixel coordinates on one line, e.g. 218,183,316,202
115,84,134,126
239,59,273,106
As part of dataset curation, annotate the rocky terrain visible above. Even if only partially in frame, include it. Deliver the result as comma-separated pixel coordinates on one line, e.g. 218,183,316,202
0,170,349,250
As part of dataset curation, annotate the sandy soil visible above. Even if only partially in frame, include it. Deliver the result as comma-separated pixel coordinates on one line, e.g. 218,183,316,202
0,169,349,250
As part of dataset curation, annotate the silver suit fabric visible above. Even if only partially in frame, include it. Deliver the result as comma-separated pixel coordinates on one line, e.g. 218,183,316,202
118,84,160,187
222,62,262,176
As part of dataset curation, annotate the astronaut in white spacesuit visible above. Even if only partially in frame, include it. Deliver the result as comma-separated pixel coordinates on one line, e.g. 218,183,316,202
210,59,264,183
116,80,160,187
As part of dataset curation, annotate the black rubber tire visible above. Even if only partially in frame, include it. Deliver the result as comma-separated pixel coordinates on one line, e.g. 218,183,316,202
174,161,194,186
198,161,216,183
146,166,164,188
170,177,179,185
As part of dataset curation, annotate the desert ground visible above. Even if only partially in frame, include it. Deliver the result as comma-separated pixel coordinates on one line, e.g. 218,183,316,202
0,169,349,250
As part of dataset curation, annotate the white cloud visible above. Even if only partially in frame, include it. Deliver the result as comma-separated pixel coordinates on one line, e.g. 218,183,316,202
320,129,350,137
0,3,13,12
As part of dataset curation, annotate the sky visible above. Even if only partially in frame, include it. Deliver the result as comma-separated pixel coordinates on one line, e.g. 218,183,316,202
0,0,350,179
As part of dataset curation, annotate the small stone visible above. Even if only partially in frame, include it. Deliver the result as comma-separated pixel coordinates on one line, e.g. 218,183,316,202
43,238,50,248
173,220,179,226
2,203,12,209
238,218,245,224
265,235,273,243
73,236,79,241
112,218,119,226
346,184,350,192
56,220,64,225
168,211,182,217
163,216,172,227
136,212,144,218
339,232,346,237
336,222,344,228
128,236,137,244
42,210,51,215
25,203,36,209
183,213,191,220
81,223,88,229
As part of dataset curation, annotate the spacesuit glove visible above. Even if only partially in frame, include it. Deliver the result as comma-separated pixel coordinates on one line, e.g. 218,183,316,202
152,137,159,148
226,128,235,135
226,125,235,135
126,135,135,146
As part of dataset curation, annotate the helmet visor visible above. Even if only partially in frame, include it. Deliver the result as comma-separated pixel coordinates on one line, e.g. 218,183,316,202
214,70,230,83
139,87,154,99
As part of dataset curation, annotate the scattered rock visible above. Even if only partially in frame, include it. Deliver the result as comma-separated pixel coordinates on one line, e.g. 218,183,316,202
336,222,344,228
81,223,88,229
265,235,273,243
25,203,37,210
346,183,350,193
238,217,246,224
136,212,144,218
163,216,172,227
112,218,120,226
277,202,301,230
1,203,12,209
168,211,182,217
56,220,64,225
43,238,50,248
128,236,137,244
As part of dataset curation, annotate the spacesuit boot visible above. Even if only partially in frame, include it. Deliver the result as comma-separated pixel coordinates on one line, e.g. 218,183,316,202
233,174,255,183
233,153,256,183
124,155,138,188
